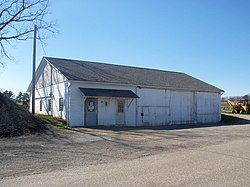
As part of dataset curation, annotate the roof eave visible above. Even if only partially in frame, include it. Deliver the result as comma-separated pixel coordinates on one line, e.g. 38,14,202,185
68,79,223,94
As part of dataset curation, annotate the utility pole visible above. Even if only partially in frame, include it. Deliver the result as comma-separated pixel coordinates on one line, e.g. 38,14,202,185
31,25,37,115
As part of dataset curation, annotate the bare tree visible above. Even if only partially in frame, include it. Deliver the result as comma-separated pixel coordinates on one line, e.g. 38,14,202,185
0,0,57,64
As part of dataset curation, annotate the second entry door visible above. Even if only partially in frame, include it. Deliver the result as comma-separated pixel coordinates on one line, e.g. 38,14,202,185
116,100,125,125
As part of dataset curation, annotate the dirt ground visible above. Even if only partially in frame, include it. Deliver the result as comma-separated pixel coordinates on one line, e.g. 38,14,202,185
1,114,250,182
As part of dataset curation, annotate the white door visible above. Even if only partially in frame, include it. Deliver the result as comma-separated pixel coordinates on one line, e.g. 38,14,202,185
116,100,125,125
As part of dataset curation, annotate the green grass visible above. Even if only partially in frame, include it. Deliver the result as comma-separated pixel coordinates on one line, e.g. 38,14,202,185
221,101,232,113
36,114,68,131
220,114,242,123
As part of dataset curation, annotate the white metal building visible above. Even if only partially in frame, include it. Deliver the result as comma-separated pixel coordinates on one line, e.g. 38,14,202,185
27,57,223,127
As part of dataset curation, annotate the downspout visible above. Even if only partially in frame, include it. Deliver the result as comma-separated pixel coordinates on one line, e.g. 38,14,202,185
193,91,197,124
50,64,53,116
66,81,71,128
83,97,87,127
135,87,138,127
219,91,224,122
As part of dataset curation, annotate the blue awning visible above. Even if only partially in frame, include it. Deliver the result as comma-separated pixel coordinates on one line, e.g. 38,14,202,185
79,88,139,98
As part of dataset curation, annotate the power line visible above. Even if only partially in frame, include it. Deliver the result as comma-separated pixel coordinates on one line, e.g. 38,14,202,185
38,31,47,57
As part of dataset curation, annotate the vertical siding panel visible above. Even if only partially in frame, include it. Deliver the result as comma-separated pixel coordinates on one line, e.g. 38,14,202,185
69,84,84,126
197,92,221,123
165,90,171,125
170,91,193,124
137,88,167,126
98,98,116,125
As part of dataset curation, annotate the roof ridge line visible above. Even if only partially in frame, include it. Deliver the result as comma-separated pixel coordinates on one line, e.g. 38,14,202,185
45,56,185,75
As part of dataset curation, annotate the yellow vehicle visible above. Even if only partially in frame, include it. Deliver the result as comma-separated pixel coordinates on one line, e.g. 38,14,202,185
227,98,250,114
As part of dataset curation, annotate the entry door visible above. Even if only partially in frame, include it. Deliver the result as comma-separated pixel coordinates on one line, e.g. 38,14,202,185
85,98,98,126
116,100,125,125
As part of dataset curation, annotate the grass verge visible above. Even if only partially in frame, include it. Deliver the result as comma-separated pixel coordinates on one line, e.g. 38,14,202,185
36,114,69,131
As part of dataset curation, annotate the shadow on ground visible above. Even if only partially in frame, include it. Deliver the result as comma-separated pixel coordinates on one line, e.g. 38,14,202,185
74,114,250,133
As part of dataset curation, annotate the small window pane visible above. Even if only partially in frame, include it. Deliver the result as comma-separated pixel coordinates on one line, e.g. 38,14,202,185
40,100,42,111
118,101,124,113
88,101,95,112
59,98,63,111
48,99,52,111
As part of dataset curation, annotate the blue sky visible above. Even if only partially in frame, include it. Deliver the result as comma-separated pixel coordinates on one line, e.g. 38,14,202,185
0,0,249,97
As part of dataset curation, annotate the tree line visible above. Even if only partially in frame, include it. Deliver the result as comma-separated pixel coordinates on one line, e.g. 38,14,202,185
221,95,250,102
1,90,30,109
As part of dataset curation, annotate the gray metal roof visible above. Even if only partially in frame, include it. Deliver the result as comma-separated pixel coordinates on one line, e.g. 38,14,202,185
79,88,139,98
45,57,223,93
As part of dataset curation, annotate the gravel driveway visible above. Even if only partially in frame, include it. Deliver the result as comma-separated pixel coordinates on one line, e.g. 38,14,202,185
1,114,250,186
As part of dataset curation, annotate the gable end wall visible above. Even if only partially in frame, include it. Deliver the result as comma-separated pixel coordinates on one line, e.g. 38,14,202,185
29,61,68,120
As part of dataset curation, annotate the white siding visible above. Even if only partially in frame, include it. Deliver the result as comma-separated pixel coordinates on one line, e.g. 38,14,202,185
98,98,116,125
30,61,68,120
35,61,65,88
169,91,194,124
196,92,221,123
33,82,67,119
68,82,221,127
136,89,196,125
68,83,84,126
137,88,169,126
